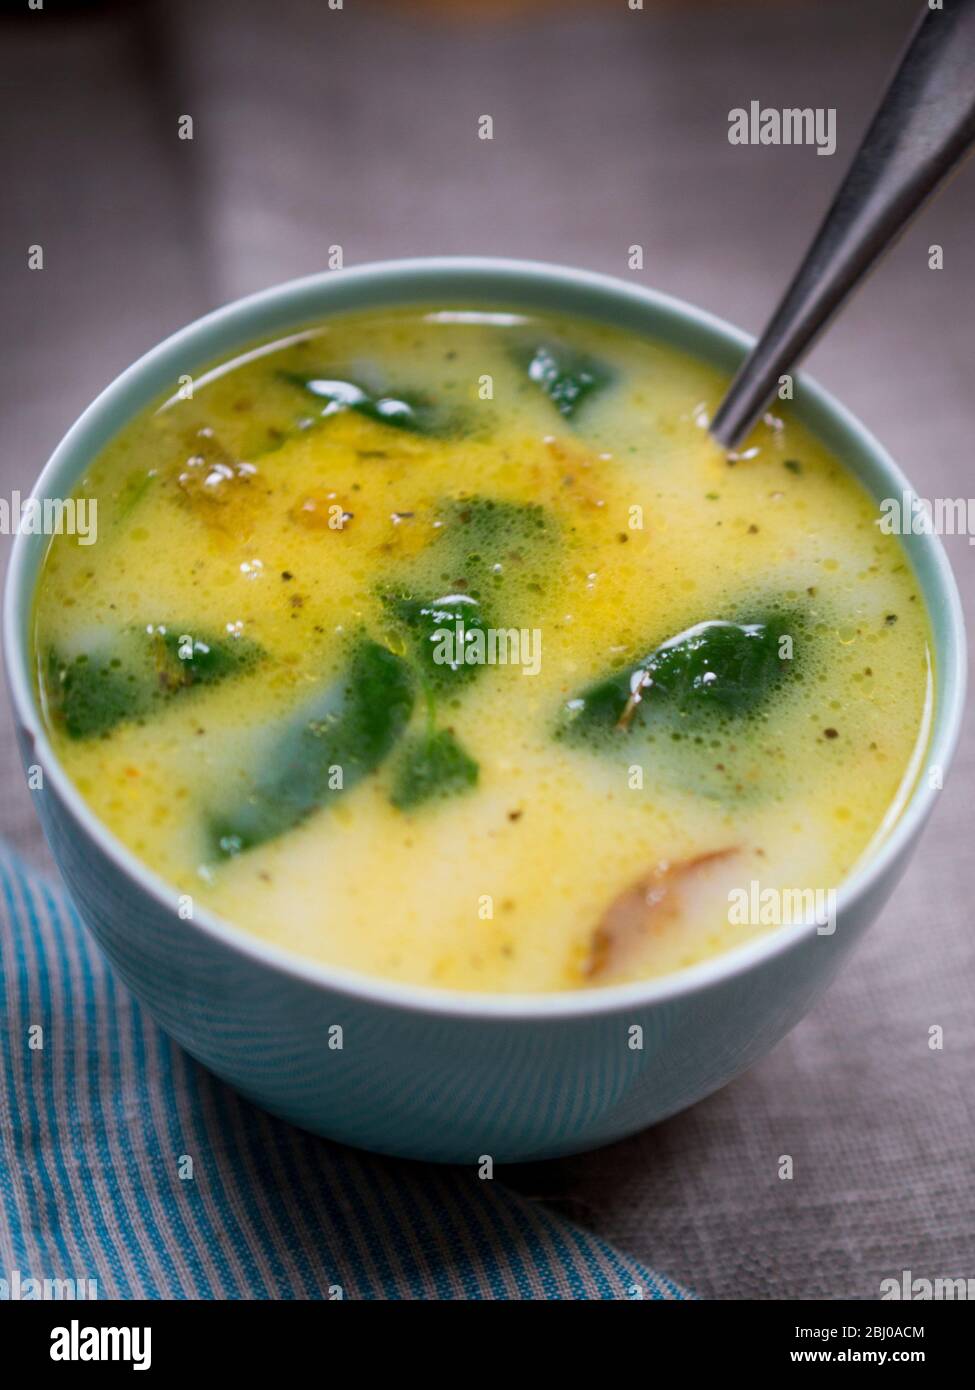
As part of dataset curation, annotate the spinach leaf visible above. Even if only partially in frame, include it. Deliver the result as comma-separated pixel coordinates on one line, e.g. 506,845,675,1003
381,593,484,809
428,496,557,605
281,372,450,437
440,496,553,552
515,341,613,421
156,629,260,688
47,648,153,741
209,639,414,856
384,592,488,691
390,728,479,810
377,495,557,813
380,585,494,810
559,615,797,744
47,626,262,740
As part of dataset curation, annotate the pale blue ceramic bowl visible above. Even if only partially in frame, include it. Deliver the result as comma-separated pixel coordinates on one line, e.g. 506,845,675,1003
4,259,966,1162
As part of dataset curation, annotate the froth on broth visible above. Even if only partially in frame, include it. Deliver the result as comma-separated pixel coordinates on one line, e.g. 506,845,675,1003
33,307,932,992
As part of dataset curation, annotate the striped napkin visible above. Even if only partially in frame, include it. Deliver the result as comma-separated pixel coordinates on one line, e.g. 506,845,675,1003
0,846,691,1300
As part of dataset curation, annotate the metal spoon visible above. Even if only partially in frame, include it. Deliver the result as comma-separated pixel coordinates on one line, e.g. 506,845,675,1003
710,0,975,450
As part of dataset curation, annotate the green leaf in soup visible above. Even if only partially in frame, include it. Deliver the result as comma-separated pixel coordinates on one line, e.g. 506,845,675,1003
558,615,798,745
384,592,488,690
514,341,614,421
431,496,557,602
46,626,263,740
390,728,479,810
280,372,450,436
208,638,414,857
47,647,153,740
155,629,260,688
440,496,553,547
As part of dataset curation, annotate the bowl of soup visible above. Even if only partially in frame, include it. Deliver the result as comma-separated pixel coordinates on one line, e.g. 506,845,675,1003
4,258,965,1161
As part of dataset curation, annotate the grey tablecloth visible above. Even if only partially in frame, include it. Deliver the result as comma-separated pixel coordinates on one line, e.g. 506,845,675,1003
1,0,972,1299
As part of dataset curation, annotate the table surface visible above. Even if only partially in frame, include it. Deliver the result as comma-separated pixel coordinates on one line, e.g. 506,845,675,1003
1,0,972,1299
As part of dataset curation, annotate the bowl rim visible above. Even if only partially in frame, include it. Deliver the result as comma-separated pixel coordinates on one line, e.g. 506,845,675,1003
4,254,967,1021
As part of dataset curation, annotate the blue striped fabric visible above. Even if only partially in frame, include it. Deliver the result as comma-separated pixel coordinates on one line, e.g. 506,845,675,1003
0,846,692,1300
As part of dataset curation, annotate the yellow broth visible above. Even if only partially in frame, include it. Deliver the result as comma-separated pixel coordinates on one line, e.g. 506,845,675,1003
32,308,932,991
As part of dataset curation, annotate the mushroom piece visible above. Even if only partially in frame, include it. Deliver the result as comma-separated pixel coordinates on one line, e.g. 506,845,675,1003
584,848,739,982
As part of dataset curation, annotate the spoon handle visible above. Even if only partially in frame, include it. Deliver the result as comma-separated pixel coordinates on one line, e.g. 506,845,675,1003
710,0,975,449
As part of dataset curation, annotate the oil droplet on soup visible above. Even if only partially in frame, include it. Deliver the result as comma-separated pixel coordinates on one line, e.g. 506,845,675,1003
33,308,933,992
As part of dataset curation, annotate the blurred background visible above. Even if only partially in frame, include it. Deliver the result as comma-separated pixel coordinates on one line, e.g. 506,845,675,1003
1,0,972,1299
